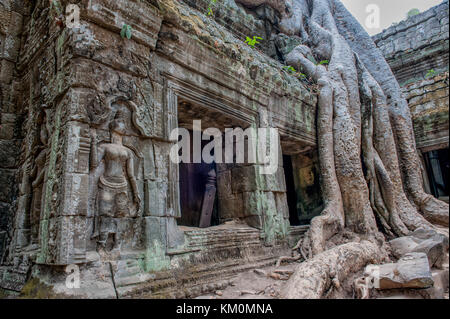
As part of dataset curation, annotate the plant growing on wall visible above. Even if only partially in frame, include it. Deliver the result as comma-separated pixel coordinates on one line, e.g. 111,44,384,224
121,24,133,39
283,65,306,80
235,0,448,299
407,8,420,18
245,36,263,48
206,0,217,16
426,69,437,79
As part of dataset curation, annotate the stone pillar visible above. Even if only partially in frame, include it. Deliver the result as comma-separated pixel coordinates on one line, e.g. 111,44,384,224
0,1,24,261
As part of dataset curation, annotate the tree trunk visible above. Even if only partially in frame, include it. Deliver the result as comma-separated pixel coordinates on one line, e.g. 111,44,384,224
236,0,449,298
282,241,386,299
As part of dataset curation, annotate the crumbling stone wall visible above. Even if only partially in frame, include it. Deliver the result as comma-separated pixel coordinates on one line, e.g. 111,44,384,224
373,1,449,153
0,0,24,262
0,0,319,297
373,1,449,86
0,0,447,298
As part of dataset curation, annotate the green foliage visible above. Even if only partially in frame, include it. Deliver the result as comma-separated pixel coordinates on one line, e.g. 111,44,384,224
283,66,297,74
407,8,420,18
245,36,263,48
425,69,437,79
121,24,133,39
282,66,306,80
207,0,217,16
318,60,329,65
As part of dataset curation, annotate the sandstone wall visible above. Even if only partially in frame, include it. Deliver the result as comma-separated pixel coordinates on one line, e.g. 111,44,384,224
373,1,449,86
0,0,24,262
374,1,449,153
0,0,318,296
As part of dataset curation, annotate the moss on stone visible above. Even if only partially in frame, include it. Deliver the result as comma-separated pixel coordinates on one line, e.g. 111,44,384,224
19,278,56,299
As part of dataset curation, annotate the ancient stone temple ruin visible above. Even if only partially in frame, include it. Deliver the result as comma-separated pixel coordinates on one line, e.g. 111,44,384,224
0,0,448,299
373,1,449,204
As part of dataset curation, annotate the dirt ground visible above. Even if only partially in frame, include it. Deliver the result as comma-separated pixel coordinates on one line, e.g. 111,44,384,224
195,263,298,299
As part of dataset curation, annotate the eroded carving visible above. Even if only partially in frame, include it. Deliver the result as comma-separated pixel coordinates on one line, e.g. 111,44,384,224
90,110,142,250
29,113,49,248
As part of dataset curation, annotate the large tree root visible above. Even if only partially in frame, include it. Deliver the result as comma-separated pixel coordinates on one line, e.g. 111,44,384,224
281,240,386,299
330,0,449,227
246,0,448,299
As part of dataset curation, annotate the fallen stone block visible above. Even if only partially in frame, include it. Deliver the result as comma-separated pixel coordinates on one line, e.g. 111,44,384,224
410,228,449,248
389,228,449,268
377,253,434,290
427,269,449,299
412,238,446,269
389,236,420,258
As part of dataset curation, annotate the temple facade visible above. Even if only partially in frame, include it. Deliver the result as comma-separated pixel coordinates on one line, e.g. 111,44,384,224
0,0,448,298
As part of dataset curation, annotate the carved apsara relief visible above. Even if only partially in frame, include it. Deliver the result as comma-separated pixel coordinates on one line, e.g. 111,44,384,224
29,113,49,248
90,110,142,250
87,96,147,252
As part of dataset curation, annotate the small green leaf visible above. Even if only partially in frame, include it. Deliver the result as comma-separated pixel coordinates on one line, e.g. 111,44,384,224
120,25,127,38
318,60,329,65
407,8,420,18
425,69,437,78
126,25,132,39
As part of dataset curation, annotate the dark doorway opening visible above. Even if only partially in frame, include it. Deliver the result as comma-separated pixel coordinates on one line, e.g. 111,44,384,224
424,148,450,200
178,132,219,228
283,155,301,226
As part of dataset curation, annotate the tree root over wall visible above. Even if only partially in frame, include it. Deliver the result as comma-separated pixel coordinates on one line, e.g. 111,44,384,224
236,0,449,298
282,241,387,299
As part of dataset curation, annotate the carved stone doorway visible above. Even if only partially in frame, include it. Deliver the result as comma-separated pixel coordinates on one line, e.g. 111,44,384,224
176,99,251,228
283,155,301,226
178,133,219,228
423,148,450,202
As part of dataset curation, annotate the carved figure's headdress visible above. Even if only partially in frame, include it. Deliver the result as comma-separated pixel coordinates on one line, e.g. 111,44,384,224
110,110,127,135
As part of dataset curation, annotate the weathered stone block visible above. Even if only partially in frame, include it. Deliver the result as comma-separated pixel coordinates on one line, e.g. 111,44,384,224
64,121,91,174
275,192,289,220
242,191,264,217
143,216,166,248
231,165,286,193
71,21,150,77
144,180,168,217
0,201,10,231
0,231,6,260
412,239,446,269
83,0,163,50
0,168,15,202
243,215,263,230
50,216,88,265
217,170,232,197
376,253,434,290
390,236,420,258
61,173,89,217
0,140,18,168
166,217,184,249
218,193,244,220
0,59,14,84
390,229,448,268
262,167,286,193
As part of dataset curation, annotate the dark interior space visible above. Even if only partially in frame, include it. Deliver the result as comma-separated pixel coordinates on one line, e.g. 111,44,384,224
424,148,450,199
178,132,219,228
283,155,301,226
